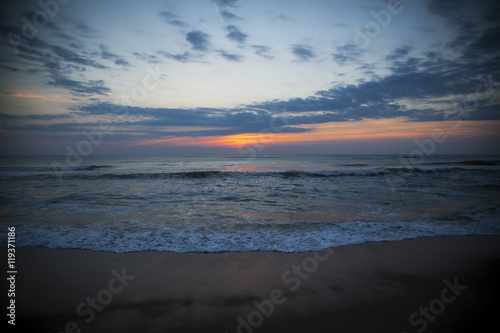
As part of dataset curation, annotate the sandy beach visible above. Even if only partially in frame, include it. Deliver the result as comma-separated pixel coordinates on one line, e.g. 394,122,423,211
8,235,500,332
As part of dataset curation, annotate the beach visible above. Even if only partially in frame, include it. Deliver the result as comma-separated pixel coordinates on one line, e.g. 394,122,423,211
11,235,500,332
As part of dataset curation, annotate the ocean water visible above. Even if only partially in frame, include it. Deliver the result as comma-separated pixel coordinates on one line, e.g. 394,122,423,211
0,154,499,252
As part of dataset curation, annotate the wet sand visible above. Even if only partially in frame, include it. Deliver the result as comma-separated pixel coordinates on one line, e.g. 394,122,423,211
9,235,500,332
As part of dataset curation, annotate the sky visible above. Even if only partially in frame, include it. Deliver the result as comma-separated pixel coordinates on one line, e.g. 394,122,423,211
0,0,499,155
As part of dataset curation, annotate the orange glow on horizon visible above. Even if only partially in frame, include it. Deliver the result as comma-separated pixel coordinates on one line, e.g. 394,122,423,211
5,89,70,103
133,118,500,148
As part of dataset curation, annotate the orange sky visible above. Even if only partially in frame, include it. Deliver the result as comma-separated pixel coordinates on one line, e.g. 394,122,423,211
133,118,500,148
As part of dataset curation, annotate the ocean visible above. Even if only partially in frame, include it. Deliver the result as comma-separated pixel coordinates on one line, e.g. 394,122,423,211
0,154,499,252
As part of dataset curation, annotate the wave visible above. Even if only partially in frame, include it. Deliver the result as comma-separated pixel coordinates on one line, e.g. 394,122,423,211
338,163,369,167
2,165,498,181
6,207,500,253
423,160,500,166
0,165,112,172
78,167,393,180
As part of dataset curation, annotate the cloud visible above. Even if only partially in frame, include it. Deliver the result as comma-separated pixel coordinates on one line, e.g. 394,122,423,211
0,65,21,72
224,25,248,44
48,76,111,96
0,14,126,98
220,10,242,20
99,46,119,60
291,44,315,62
213,0,243,22
483,5,500,22
425,0,499,24
0,113,72,122
2,0,499,147
52,45,107,69
6,42,499,143
385,46,413,61
423,51,440,60
133,52,162,64
98,44,130,66
159,11,187,27
424,0,500,57
63,18,101,39
218,51,243,61
248,49,499,124
70,102,305,138
21,10,60,31
424,0,467,20
158,51,196,62
213,0,240,9
390,57,423,74
332,44,364,64
34,26,497,139
466,25,500,55
272,15,291,22
186,30,211,51
114,58,130,66
252,45,273,59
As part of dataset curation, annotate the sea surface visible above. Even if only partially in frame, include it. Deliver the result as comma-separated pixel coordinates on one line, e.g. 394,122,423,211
0,154,499,252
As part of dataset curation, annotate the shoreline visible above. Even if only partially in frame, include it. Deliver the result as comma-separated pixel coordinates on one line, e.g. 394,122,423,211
7,235,500,332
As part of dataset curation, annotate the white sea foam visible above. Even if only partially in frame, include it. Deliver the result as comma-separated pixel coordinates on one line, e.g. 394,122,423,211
9,209,500,253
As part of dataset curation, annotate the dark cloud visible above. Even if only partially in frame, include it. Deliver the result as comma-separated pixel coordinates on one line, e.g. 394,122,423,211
252,45,273,59
2,0,498,146
52,45,107,69
385,46,413,61
291,44,315,62
159,11,187,27
97,45,130,66
224,25,248,44
483,5,500,22
159,11,176,20
133,52,161,64
21,10,60,31
213,0,242,21
425,0,499,24
424,0,500,57
15,44,46,59
220,10,242,20
5,41,499,141
332,44,364,64
423,51,441,60
186,30,211,51
445,21,480,53
65,19,101,39
424,0,467,20
45,62,86,75
98,45,119,59
390,57,422,74
213,0,240,9
114,58,130,66
0,112,72,121
0,65,21,72
48,76,111,96
466,25,500,54
248,49,499,124
69,102,305,138
158,51,196,62
218,51,243,62
43,28,490,133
